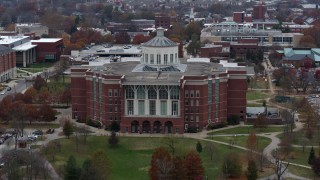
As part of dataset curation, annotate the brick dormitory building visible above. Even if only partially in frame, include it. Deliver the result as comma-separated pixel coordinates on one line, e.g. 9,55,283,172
71,28,249,134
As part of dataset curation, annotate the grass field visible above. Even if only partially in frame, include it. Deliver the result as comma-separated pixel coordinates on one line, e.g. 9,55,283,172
247,91,269,101
208,135,271,150
207,126,284,135
288,165,316,179
45,136,254,180
20,62,55,73
277,147,316,167
277,130,320,146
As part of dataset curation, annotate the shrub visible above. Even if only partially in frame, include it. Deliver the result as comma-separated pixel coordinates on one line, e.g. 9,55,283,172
187,126,197,133
86,119,101,128
227,115,240,125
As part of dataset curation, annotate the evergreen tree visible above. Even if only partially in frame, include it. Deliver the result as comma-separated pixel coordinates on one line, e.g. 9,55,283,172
309,146,316,165
196,141,202,153
108,131,119,148
246,160,258,180
63,120,74,139
64,155,81,180
80,159,98,180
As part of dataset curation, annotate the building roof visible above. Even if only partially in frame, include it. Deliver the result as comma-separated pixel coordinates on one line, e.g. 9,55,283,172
0,35,29,45
142,28,177,47
31,38,62,43
282,48,320,62
0,44,13,55
13,42,37,51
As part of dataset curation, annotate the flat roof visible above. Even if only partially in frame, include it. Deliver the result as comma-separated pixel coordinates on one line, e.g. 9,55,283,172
31,38,62,43
13,42,37,51
0,35,29,44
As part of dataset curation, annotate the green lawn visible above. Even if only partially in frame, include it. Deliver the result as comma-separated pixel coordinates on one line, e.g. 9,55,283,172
247,91,269,101
44,136,250,180
276,147,316,167
20,63,54,73
288,166,316,179
208,136,271,150
208,126,284,135
277,131,320,146
47,76,71,94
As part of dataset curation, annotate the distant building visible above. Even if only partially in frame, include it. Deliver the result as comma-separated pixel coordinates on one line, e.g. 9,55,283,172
71,28,249,134
0,45,16,82
253,2,267,20
15,23,49,38
276,48,320,67
155,14,171,29
31,38,63,63
0,35,36,67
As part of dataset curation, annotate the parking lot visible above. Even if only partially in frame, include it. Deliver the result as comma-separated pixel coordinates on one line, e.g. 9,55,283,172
306,94,320,114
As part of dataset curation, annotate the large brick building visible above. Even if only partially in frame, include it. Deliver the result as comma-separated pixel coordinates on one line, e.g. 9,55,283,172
71,28,248,134
0,45,16,82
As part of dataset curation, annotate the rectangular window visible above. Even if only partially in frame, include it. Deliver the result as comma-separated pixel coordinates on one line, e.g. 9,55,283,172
109,107,113,112
190,100,194,106
170,54,173,63
127,100,134,115
126,86,134,99
196,90,200,98
196,100,199,106
138,100,145,115
170,86,179,99
109,116,112,121
172,101,178,115
157,54,161,64
137,87,145,99
196,116,199,122
150,54,154,64
108,89,112,97
164,54,168,64
185,100,189,106
115,107,118,112
115,100,117,105
185,116,189,121
175,53,177,62
190,116,194,121
150,100,156,115
196,107,199,113
114,116,117,121
114,90,118,97
145,54,148,63
109,100,112,104
185,90,189,98
190,90,194,98
185,107,188,114
148,88,157,99
160,101,167,115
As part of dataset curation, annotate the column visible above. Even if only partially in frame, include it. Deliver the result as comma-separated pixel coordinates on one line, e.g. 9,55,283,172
23,51,26,67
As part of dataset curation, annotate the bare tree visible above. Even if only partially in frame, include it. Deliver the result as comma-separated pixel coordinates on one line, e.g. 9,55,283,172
205,142,216,161
272,149,289,180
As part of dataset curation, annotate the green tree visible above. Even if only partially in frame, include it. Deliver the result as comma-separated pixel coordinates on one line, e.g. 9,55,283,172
108,131,119,148
246,160,258,180
184,21,201,41
186,34,201,56
222,153,242,178
110,121,120,132
196,141,202,153
80,159,98,180
63,120,74,139
64,155,81,180
309,146,316,165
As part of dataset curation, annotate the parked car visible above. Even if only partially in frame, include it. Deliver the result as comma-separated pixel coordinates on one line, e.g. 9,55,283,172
46,129,55,134
32,130,43,136
6,87,11,91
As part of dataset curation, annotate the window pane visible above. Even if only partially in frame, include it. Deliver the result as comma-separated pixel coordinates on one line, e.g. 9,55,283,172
160,101,167,115
172,101,178,115
148,87,157,99
127,100,134,115
150,100,156,115
138,100,145,115
159,88,168,99
137,86,145,99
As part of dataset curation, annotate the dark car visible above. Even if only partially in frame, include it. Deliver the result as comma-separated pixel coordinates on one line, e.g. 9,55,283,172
32,130,43,136
6,87,11,91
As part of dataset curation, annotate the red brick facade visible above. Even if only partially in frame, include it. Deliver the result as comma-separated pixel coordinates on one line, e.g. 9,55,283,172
71,67,247,134
31,39,63,62
0,47,16,82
